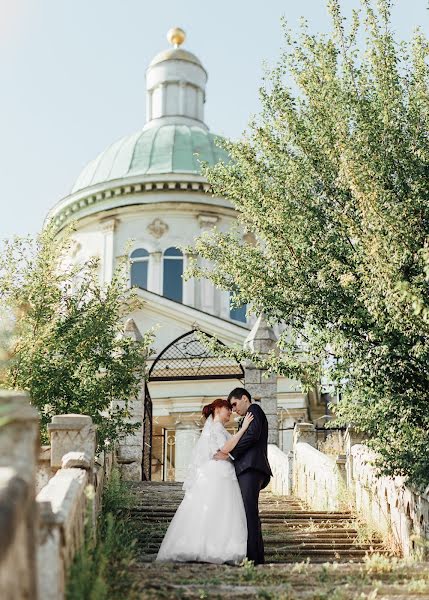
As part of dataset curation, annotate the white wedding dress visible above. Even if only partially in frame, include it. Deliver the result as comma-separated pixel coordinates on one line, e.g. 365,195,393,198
156,416,248,564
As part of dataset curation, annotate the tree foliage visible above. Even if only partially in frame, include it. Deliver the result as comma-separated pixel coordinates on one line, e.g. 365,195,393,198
188,0,429,488
0,225,153,448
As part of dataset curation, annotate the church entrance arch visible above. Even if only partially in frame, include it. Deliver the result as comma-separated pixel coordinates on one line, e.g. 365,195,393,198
144,329,244,481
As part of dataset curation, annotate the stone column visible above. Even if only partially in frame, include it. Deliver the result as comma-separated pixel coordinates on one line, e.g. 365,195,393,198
115,318,145,480
100,218,119,284
174,423,200,482
243,314,279,444
197,214,219,314
146,89,153,122
183,252,196,307
149,250,162,295
0,391,39,600
219,289,231,319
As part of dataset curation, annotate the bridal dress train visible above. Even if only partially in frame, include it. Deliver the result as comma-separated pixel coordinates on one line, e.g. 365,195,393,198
156,417,247,564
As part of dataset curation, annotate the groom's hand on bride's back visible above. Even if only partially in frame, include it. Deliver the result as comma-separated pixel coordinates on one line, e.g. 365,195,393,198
213,450,229,461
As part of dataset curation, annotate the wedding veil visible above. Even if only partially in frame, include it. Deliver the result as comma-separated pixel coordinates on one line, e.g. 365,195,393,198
182,415,218,492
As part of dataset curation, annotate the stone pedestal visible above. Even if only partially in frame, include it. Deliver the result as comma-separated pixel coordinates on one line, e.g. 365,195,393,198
174,425,200,482
293,422,317,448
344,426,366,488
48,414,96,473
244,314,279,444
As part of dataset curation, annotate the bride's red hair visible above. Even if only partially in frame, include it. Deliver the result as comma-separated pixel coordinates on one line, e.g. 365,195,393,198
202,398,232,419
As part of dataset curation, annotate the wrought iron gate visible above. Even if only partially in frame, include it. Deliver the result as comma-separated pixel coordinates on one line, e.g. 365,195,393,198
142,382,153,481
144,329,245,481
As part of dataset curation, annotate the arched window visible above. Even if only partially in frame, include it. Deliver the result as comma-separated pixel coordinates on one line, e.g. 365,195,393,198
130,248,149,289
229,292,247,323
163,247,183,302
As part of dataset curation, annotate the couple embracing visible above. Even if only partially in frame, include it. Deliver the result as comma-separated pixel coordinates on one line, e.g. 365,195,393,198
156,387,273,565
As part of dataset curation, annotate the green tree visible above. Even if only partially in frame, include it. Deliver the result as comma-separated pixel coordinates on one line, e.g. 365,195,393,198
188,0,429,488
0,225,153,448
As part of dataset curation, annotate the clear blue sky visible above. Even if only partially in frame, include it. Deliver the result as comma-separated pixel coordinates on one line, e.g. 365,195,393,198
0,0,427,240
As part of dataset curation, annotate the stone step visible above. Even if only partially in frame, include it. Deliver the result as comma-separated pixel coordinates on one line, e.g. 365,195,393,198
126,482,389,567
136,527,362,544
131,510,354,522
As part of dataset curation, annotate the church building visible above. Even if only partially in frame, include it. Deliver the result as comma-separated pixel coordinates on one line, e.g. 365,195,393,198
47,28,320,481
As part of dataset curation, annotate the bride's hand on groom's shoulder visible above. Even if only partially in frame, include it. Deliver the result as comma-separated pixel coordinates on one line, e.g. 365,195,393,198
241,412,254,431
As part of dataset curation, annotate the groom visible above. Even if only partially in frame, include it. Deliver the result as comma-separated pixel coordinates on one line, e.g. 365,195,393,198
214,387,272,565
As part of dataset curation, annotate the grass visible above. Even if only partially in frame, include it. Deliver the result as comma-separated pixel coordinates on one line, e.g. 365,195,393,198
66,467,140,600
135,558,429,599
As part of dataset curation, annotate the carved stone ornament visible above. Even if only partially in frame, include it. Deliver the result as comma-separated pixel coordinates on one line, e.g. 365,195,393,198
147,218,169,239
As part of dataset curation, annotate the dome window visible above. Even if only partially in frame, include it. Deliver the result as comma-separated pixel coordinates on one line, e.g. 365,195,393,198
130,248,149,289
163,247,183,303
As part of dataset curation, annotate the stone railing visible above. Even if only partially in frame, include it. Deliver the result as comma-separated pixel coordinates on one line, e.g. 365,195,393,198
0,391,39,600
292,423,346,512
0,390,114,600
348,438,429,558
37,414,113,600
268,422,429,558
268,444,292,496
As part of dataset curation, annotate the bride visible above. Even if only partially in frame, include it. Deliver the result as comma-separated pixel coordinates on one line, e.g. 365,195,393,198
156,398,254,564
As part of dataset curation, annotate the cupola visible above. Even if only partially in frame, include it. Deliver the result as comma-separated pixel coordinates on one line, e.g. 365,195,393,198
145,27,208,128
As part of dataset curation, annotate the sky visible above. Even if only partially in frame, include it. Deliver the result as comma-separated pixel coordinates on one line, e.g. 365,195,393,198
0,0,427,240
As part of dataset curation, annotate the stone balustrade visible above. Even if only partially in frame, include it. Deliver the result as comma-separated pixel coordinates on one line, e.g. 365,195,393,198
0,390,114,600
37,413,113,600
268,444,293,495
294,441,346,512
0,391,39,600
289,422,347,511
268,422,429,558
349,442,429,558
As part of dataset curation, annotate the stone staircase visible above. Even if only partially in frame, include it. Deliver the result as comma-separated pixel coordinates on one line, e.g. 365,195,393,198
128,481,387,563
125,482,429,599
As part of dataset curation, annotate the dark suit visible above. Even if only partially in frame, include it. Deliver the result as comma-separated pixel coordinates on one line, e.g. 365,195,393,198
229,403,272,564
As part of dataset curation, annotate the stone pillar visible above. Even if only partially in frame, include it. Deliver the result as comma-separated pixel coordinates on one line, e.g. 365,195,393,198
174,424,200,482
197,214,219,314
183,252,196,307
149,250,162,295
115,318,145,480
0,390,39,600
220,289,231,319
48,414,96,475
292,422,316,497
243,314,278,444
344,426,365,489
336,454,347,487
100,218,119,284
293,422,317,449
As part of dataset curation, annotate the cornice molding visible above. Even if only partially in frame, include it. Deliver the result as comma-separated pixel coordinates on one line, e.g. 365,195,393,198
48,178,215,232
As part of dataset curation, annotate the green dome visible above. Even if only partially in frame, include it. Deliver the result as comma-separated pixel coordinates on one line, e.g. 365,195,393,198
72,123,230,193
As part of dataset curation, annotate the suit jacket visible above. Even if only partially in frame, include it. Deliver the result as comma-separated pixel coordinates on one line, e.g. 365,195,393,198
229,403,272,489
